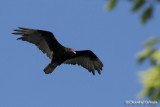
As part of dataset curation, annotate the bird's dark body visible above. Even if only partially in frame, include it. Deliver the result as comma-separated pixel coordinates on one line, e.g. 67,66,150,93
52,50,69,65
37,30,74,73
13,27,103,75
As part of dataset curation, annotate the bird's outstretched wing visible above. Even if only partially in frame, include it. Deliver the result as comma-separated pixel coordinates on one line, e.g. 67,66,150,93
63,50,103,75
12,27,63,59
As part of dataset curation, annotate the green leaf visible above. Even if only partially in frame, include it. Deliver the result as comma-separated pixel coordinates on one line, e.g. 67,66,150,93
141,6,153,24
139,66,160,100
150,50,160,65
132,0,145,12
144,37,158,48
138,47,154,64
106,0,117,10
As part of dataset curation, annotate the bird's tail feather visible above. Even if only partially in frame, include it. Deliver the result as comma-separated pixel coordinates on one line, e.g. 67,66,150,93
44,63,57,74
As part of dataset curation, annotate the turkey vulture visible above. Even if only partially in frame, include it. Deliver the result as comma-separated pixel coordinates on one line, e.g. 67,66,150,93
12,27,103,75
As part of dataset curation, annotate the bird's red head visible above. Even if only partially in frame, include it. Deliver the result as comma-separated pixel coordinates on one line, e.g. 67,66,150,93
70,49,76,54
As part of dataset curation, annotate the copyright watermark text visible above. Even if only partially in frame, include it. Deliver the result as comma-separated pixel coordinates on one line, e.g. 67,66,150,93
124,100,158,105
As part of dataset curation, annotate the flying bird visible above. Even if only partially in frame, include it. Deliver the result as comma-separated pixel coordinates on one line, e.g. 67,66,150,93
12,27,103,75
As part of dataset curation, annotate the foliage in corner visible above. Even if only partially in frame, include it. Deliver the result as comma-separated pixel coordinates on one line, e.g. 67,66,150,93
138,38,160,100
105,0,160,24
105,0,160,102
106,0,117,10
141,6,153,24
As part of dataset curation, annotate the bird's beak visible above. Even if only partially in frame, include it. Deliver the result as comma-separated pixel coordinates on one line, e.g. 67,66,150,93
73,51,76,54
70,49,76,54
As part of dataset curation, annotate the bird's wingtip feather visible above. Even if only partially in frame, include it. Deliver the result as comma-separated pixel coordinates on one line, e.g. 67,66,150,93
12,32,23,35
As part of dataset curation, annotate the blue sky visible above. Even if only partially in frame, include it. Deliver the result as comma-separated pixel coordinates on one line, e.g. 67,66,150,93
1,0,160,107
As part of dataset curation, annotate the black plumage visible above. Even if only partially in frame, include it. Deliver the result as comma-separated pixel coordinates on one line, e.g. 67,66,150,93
12,27,103,75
